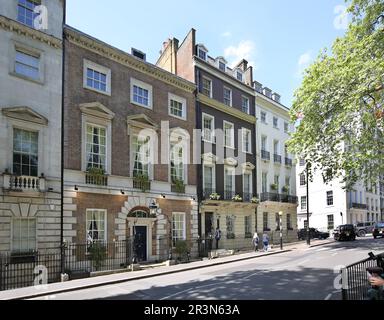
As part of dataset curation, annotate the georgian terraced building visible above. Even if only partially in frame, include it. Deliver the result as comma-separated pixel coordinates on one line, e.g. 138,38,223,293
157,29,259,248
63,26,198,262
0,0,64,253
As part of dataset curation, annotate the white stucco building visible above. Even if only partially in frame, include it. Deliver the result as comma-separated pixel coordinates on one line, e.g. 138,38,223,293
0,0,64,253
296,161,383,232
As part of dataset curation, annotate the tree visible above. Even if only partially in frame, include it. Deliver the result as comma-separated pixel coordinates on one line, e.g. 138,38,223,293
288,0,384,189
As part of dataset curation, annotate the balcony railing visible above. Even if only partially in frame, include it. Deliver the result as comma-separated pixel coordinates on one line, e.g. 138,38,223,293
243,192,253,202
351,203,368,210
260,192,298,204
85,172,108,186
171,183,185,194
274,154,282,164
3,174,46,192
132,178,151,192
202,187,215,200
285,158,292,166
224,190,236,201
261,150,270,160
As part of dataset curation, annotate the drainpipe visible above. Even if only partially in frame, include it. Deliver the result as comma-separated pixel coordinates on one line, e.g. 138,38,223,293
254,96,259,232
60,0,67,276
195,69,202,238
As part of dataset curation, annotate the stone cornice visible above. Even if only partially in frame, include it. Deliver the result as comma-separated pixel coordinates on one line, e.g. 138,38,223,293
65,27,196,94
198,93,256,124
256,93,290,117
0,15,62,49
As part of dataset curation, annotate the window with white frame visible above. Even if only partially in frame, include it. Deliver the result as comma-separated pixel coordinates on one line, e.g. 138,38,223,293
261,111,267,123
327,215,334,230
202,113,215,143
261,136,267,151
223,87,232,106
203,165,215,193
262,172,268,193
132,135,150,178
274,175,280,191
301,196,307,210
284,122,289,133
236,70,243,82
172,213,186,246
273,140,280,155
170,143,184,183
86,209,106,242
83,60,111,95
224,121,234,148
219,61,226,72
226,215,235,235
15,49,40,80
168,93,186,120
224,167,235,195
12,218,36,253
242,128,251,153
300,174,306,186
131,79,153,108
17,0,40,28
202,77,212,97
273,117,278,129
242,96,250,114
243,173,252,197
263,212,269,231
86,124,106,170
198,47,207,61
326,191,334,206
13,128,38,177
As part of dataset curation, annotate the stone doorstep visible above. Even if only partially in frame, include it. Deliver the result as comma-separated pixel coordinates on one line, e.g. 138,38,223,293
209,249,235,259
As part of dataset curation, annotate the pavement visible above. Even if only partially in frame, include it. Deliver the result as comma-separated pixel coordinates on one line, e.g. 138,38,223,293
0,238,334,300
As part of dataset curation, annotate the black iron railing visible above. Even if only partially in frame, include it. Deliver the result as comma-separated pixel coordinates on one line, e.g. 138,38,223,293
285,158,292,166
202,187,215,200
274,154,282,164
132,178,151,192
261,150,270,160
242,192,253,202
224,190,236,200
350,203,368,210
341,252,384,300
260,192,298,204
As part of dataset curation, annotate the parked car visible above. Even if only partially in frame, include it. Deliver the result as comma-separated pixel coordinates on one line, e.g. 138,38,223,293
355,221,376,237
373,222,384,239
297,228,330,240
333,224,356,241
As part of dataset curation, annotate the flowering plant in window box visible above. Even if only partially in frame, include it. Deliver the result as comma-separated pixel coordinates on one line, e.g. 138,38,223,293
209,193,221,200
232,194,243,202
251,197,260,204
282,185,290,193
270,183,278,191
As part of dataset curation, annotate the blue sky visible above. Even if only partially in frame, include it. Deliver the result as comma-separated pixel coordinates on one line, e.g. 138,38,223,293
66,0,351,107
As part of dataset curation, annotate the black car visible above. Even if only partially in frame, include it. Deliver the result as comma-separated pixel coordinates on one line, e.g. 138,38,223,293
333,224,356,241
373,222,384,239
297,228,330,240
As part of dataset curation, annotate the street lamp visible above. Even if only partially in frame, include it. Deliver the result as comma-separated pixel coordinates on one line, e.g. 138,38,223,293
306,161,311,246
149,200,173,261
279,211,283,250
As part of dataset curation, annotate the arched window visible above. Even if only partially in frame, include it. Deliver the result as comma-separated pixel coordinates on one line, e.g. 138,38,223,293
128,210,149,218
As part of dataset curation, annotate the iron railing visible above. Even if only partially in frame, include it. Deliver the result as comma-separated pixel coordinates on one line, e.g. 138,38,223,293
341,252,384,300
273,154,282,164
85,173,108,186
224,190,236,201
350,203,368,210
260,192,298,204
132,178,151,192
285,157,293,166
261,150,270,160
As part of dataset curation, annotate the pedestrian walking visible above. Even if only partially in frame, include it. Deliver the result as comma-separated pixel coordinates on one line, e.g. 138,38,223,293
214,227,221,250
262,233,269,252
252,232,259,251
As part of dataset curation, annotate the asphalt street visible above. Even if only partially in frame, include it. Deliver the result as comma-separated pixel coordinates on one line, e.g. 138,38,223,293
31,237,384,300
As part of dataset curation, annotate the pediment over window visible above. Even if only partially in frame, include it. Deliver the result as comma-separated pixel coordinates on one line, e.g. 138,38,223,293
127,114,159,135
202,152,218,164
2,107,48,125
242,162,255,171
224,157,238,167
79,102,115,120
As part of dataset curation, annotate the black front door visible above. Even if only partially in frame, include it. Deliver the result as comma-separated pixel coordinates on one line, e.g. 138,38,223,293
134,226,147,262
205,213,213,237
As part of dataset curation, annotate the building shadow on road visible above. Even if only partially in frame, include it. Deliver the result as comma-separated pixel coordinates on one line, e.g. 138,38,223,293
94,266,342,301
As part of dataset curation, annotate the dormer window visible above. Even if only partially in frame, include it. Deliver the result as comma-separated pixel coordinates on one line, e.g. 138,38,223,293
197,45,208,61
219,61,226,72
236,70,243,82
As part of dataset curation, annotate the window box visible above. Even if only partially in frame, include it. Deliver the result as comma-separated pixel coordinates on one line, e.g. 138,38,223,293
270,183,278,191
232,194,243,202
171,179,185,194
209,193,221,200
10,251,38,264
251,197,260,204
85,167,108,186
133,174,151,192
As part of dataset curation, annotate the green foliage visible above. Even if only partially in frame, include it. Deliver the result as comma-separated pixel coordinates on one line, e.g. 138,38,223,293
209,193,221,200
232,194,243,202
174,240,190,261
89,242,107,271
282,185,290,193
251,197,260,204
172,179,185,193
288,0,384,190
270,183,278,191
133,173,150,192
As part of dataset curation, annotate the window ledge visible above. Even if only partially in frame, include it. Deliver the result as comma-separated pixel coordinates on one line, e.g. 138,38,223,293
169,113,187,121
9,71,44,85
225,145,236,150
84,85,111,96
202,139,216,144
130,101,153,110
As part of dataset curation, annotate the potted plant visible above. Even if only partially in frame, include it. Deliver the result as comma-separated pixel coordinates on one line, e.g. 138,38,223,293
88,242,107,271
209,192,221,200
270,183,278,191
251,197,260,204
172,179,185,193
133,173,150,192
282,185,290,193
174,240,190,263
232,194,243,202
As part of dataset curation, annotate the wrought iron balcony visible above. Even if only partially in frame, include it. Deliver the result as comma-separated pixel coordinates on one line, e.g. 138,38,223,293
171,182,185,194
224,190,236,201
85,172,108,186
133,177,151,192
202,187,216,200
260,192,298,204
242,192,253,202
3,174,46,192
261,150,270,160
274,154,282,164
285,157,293,166
350,203,367,210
